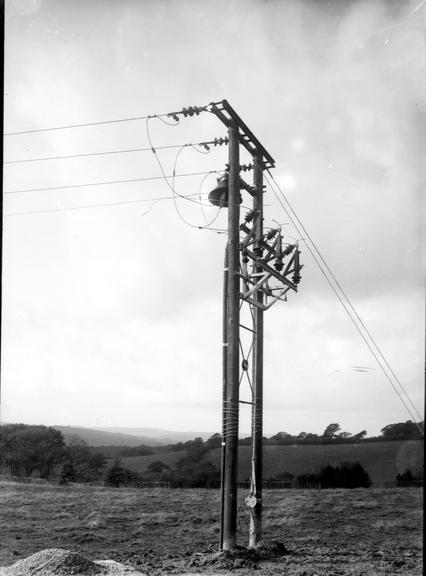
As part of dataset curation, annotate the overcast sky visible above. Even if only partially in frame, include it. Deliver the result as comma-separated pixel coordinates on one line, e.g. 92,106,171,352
2,0,424,438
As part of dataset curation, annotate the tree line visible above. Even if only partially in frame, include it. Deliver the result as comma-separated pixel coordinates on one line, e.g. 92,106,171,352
0,425,106,483
0,420,423,487
92,420,425,461
105,437,221,489
256,420,424,446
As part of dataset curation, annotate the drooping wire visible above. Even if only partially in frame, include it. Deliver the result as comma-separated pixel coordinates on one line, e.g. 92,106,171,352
152,114,180,127
264,170,424,434
4,170,221,196
189,143,211,155
198,172,213,225
145,116,224,230
171,144,224,230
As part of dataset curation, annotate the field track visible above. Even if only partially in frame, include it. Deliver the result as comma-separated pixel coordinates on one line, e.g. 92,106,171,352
0,481,422,575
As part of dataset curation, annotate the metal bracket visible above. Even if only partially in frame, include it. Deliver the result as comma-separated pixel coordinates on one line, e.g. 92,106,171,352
209,100,275,169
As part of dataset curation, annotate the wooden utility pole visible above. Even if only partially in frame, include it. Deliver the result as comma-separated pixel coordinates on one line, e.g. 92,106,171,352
208,100,301,551
222,123,240,551
220,244,228,550
249,154,264,547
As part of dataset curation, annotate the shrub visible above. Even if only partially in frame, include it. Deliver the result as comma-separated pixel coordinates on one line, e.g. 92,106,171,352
169,460,220,488
58,460,76,485
147,461,169,474
296,472,321,488
396,469,423,487
271,471,295,487
64,443,106,482
319,462,371,488
104,460,142,487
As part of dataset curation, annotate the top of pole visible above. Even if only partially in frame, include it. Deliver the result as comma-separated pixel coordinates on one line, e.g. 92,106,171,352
209,100,275,170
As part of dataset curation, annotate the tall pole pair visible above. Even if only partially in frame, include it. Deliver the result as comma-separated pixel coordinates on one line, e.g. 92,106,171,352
221,123,264,551
210,100,300,552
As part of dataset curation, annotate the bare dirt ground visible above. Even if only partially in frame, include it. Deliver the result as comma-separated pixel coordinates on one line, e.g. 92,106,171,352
0,481,422,575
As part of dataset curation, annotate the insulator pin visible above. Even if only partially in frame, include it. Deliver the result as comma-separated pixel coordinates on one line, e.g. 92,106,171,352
244,210,255,223
266,228,278,241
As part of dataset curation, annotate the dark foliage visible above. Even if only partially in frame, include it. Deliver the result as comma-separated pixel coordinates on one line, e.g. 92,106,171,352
0,424,66,479
155,435,221,488
266,471,295,487
380,420,424,441
58,459,77,484
64,443,106,482
322,423,341,439
205,433,223,450
0,425,106,483
319,462,371,488
104,460,142,487
295,463,371,489
147,460,169,474
295,472,321,488
396,469,423,487
92,445,153,459
263,424,368,446
168,460,220,488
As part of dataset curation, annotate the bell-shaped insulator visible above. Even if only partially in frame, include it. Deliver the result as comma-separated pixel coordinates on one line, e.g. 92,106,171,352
208,174,242,208
208,174,229,207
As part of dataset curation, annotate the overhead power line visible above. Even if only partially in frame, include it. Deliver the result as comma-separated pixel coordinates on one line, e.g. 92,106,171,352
4,114,155,136
264,171,424,434
4,137,229,165
4,170,221,196
3,103,210,136
3,191,214,218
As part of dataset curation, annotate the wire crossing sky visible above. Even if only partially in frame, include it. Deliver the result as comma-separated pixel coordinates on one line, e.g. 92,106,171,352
2,0,424,437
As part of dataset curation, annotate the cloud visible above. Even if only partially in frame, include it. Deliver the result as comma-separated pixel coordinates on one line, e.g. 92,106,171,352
2,0,424,434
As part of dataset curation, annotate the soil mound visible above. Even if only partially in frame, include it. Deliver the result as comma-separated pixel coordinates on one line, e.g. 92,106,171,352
0,549,146,576
189,540,290,570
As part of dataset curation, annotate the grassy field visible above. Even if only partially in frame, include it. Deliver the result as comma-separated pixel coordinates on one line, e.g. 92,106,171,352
0,480,422,575
121,440,423,485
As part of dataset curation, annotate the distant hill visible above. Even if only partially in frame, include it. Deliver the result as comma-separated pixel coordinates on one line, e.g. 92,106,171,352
53,426,165,447
95,426,216,444
53,425,217,447
119,440,424,485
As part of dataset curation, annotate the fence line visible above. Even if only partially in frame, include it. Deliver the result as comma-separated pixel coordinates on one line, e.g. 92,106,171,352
238,480,424,489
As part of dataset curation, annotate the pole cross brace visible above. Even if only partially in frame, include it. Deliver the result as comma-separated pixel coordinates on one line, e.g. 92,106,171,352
240,271,271,300
243,288,289,311
245,248,298,291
